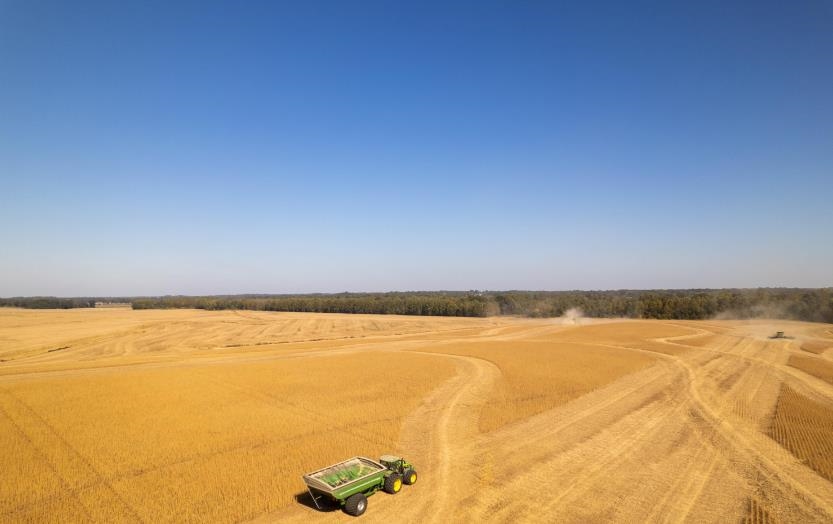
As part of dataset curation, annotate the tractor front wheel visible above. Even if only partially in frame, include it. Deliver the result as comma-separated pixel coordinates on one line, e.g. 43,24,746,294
384,473,403,494
344,493,367,516
403,469,417,485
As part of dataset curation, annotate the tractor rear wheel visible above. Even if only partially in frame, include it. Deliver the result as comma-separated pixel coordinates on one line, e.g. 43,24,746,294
384,473,403,494
344,493,367,516
403,469,417,485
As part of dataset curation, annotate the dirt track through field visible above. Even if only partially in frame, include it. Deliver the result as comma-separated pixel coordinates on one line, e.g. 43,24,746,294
262,319,833,523
2,310,833,522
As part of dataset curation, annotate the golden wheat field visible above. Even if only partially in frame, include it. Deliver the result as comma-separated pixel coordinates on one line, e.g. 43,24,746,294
1,309,833,523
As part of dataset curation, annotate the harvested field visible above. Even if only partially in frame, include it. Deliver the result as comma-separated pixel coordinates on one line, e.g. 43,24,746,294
0,350,456,522
1,309,833,523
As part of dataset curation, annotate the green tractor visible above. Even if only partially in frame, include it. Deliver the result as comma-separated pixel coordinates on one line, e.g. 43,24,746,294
378,455,418,486
302,455,418,516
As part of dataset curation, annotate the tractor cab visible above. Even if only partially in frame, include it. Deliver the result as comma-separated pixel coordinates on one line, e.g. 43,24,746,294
379,455,408,472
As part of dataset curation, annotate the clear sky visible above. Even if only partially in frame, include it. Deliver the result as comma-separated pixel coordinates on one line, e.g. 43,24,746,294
1,1,832,296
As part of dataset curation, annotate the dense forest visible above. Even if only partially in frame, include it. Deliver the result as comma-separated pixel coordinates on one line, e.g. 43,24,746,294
491,288,833,323
2,289,832,323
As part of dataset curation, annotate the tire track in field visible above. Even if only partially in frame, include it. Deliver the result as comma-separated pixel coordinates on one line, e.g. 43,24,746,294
456,324,833,522
385,352,501,523
636,330,833,521
373,336,688,522
257,349,502,524
658,332,833,411
464,354,714,522
662,344,833,521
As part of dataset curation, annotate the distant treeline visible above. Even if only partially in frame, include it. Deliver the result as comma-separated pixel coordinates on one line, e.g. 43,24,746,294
130,292,495,317
492,288,833,323
2,289,832,323
0,297,100,309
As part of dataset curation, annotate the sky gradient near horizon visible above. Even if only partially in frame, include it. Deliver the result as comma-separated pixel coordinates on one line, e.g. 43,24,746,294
2,1,832,296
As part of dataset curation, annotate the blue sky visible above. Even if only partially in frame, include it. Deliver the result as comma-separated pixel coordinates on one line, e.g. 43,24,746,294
1,1,832,296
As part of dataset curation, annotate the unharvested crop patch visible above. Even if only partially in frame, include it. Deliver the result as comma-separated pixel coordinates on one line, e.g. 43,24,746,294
800,340,831,355
788,355,833,386
768,384,833,482
743,497,778,524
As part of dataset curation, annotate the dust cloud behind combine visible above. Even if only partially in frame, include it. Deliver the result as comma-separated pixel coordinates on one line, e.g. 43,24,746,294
1,309,833,522
712,303,793,322
559,306,586,325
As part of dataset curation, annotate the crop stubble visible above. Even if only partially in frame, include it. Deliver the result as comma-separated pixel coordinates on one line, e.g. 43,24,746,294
1,310,833,523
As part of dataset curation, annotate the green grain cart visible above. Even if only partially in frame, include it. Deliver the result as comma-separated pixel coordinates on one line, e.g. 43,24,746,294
302,455,417,516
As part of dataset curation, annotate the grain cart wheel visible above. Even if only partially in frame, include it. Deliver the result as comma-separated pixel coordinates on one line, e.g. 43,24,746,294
403,469,417,485
344,493,367,516
384,473,403,494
